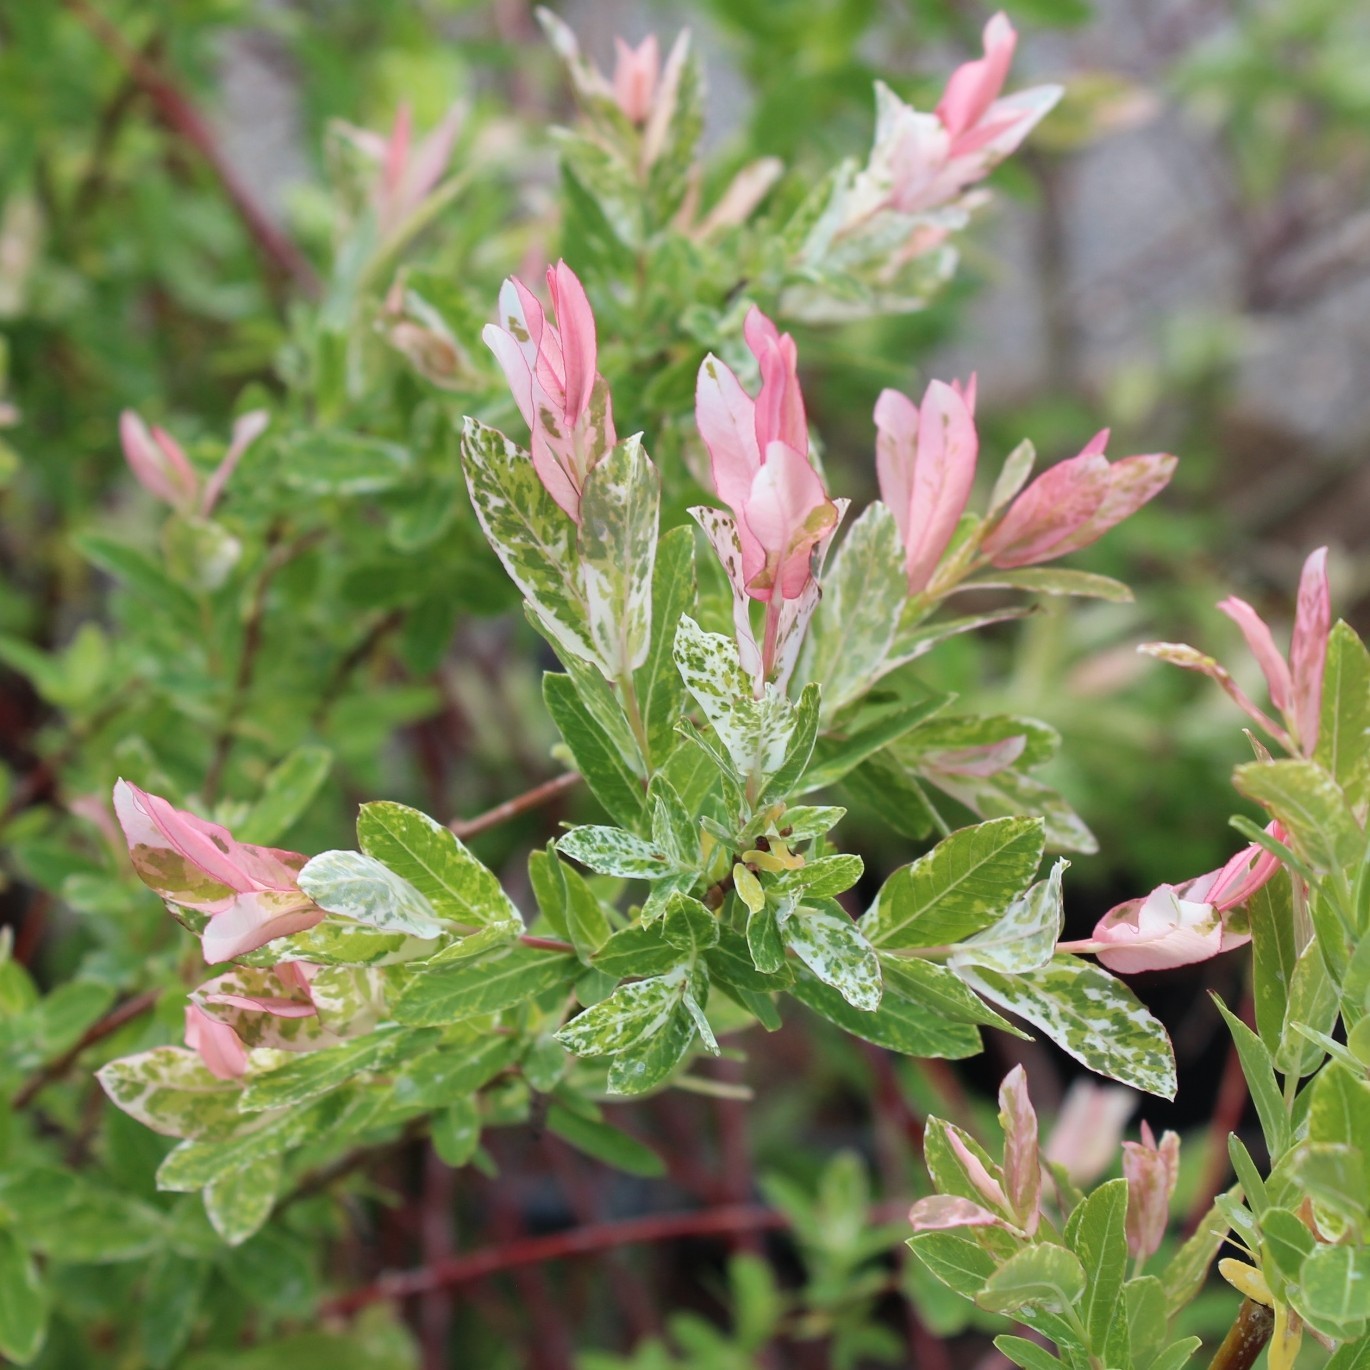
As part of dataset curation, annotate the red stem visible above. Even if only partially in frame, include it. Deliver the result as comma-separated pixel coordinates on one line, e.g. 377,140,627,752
449,772,581,841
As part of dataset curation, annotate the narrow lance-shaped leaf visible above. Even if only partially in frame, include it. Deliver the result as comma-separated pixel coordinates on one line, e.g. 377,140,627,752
959,954,1177,1099
578,433,659,678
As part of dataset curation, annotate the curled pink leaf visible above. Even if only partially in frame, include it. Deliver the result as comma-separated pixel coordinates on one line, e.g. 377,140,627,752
908,1194,1007,1232
113,779,323,965
875,376,978,593
482,261,617,522
1291,547,1330,754
1122,1121,1180,1262
612,35,660,124
120,410,199,511
1044,1080,1136,1187
998,1065,1041,1234
184,1004,248,1080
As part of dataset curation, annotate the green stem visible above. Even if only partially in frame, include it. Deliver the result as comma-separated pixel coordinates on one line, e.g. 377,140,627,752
617,671,652,775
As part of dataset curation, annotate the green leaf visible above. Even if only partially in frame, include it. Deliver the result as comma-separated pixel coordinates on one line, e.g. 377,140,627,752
951,859,1066,975
238,747,332,845
578,433,658,677
1260,1207,1315,1285
789,966,981,1058
393,947,578,1025
803,691,951,792
0,1229,47,1365
239,1025,439,1113
861,817,1044,949
771,853,864,900
557,825,677,878
140,1252,209,1369
881,956,1018,1033
1317,621,1370,809
461,418,595,666
546,1103,665,1177
281,430,412,494
1212,993,1290,1157
662,892,719,957
1324,1333,1370,1370
977,1243,1088,1318
555,972,684,1057
1066,1178,1129,1354
204,1152,281,1246
1277,938,1339,1078
779,904,881,1011
605,1003,696,1095
757,684,821,805
1148,1338,1203,1370
1300,1244,1370,1336
633,525,695,768
908,1230,999,1298
432,1097,480,1167
544,672,646,830
298,849,443,938
960,954,1177,1098
592,922,679,978
1309,1062,1370,1196
803,501,906,713
1123,1275,1168,1369
1162,1188,1232,1315
1250,868,1297,1054
1234,759,1362,875
965,568,1133,601
357,801,521,930
993,1336,1065,1370
74,531,201,634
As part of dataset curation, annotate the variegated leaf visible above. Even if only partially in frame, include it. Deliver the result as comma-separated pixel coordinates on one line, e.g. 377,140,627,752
950,859,1067,976
780,903,881,1012
298,850,443,939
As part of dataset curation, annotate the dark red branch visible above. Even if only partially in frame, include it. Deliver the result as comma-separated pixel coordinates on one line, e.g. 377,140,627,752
448,772,581,840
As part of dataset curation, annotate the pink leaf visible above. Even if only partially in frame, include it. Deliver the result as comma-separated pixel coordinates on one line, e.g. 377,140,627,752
1290,546,1330,754
946,1125,1010,1213
612,35,660,123
908,1194,1006,1232
1217,596,1293,714
980,449,1110,568
547,260,598,422
120,410,198,511
937,12,1017,147
998,1065,1041,1234
743,442,838,601
1122,1122,1180,1262
184,1004,248,1081
1044,1081,1135,1187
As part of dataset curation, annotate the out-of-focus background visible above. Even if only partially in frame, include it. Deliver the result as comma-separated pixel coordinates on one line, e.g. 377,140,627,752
1,1,1366,1365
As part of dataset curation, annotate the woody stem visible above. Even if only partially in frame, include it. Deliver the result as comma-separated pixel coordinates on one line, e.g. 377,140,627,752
1206,1299,1274,1370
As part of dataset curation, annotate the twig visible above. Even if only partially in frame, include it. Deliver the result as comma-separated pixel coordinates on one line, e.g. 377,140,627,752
13,988,159,1109
448,772,581,840
1206,1299,1274,1370
62,0,318,297
322,1203,794,1316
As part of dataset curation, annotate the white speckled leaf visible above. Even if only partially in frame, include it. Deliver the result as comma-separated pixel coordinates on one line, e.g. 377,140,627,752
298,850,443,939
460,417,595,666
951,859,1067,975
958,954,1177,1099
780,904,882,1012
557,825,679,879
673,615,796,782
555,970,686,1057
579,434,658,678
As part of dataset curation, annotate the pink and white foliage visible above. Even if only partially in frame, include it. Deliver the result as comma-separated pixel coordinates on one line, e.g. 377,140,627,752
483,261,617,523
113,779,324,965
695,308,839,606
1122,1121,1180,1262
1062,824,1285,974
1145,548,1330,755
120,410,269,517
979,429,1176,569
911,1070,1045,1238
875,375,978,593
998,1065,1041,1235
848,14,1061,223
337,101,464,236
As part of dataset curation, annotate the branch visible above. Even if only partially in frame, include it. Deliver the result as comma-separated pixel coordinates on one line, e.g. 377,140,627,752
448,772,580,840
13,988,160,1109
322,1200,908,1316
62,0,319,297
1206,1299,1274,1370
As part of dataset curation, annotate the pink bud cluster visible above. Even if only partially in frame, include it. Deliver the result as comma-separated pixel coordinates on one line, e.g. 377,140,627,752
119,410,268,517
850,15,1062,225
875,378,1175,596
484,261,617,523
910,1067,1179,1264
